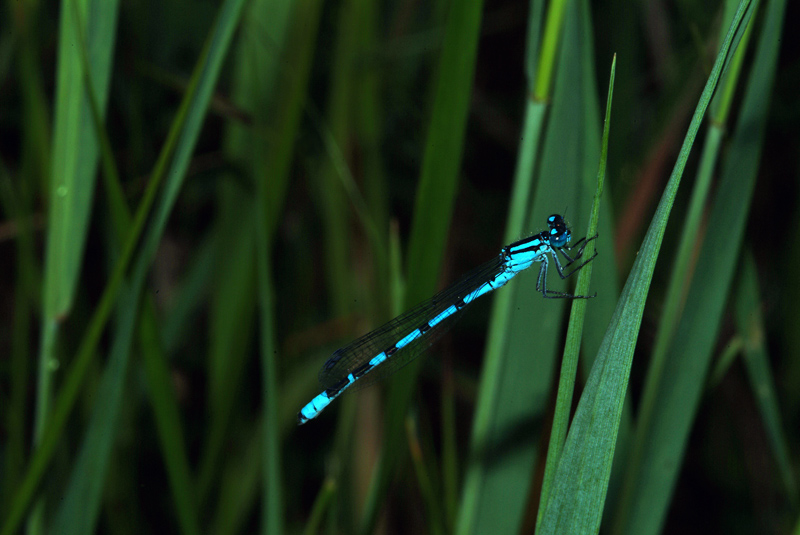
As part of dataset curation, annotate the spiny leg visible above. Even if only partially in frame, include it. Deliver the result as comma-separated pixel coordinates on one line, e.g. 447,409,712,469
536,255,596,299
551,246,594,279
563,236,587,260
557,234,598,265
559,250,598,279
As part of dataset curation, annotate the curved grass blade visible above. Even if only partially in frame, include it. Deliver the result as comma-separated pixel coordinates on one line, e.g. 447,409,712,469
612,0,784,531
537,2,753,533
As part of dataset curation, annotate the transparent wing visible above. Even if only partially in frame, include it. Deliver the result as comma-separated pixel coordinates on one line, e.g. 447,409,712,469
318,254,505,392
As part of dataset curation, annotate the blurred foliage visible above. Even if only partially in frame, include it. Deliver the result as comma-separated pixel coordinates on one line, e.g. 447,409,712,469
0,0,798,534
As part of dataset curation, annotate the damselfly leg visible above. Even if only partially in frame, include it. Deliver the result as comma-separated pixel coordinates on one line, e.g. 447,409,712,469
554,235,599,279
537,234,598,299
556,234,598,265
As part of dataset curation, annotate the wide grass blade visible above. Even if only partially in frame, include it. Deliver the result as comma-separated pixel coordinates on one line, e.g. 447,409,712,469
537,1,753,533
40,0,118,321
457,1,610,532
31,2,119,531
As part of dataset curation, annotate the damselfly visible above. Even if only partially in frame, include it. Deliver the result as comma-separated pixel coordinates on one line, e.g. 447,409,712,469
297,214,597,424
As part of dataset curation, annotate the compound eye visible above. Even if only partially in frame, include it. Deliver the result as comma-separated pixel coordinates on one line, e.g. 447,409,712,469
550,229,570,248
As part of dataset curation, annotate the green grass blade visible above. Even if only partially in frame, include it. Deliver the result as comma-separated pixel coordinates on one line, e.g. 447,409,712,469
315,0,363,317
111,0,250,521
457,1,605,532
533,0,568,100
357,0,484,530
202,2,319,522
406,417,446,535
47,281,141,535
40,0,118,321
255,1,322,533
537,2,753,533
299,4,388,515
302,479,337,535
49,26,197,529
646,0,755,440
466,5,550,477
68,19,197,533
138,300,201,535
198,204,256,503
711,0,757,125
500,0,547,251
32,4,119,531
537,53,614,530
611,0,787,532
0,2,247,534
211,427,261,535
613,0,784,530
161,234,217,353
51,0,247,531
736,252,799,505
254,250,281,535
353,0,391,319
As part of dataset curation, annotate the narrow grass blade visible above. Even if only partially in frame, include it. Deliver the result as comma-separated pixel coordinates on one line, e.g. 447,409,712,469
537,2,753,533
303,479,337,535
44,35,198,529
0,2,247,534
161,234,217,353
537,53,614,530
314,0,365,317
211,427,261,535
457,1,605,532
358,0,484,530
31,0,120,531
406,417,446,535
198,204,256,502
138,300,202,535
55,15,200,534
736,252,799,505
47,282,142,535
612,0,783,531
256,219,282,535
51,0,248,532
0,161,39,519
256,2,323,533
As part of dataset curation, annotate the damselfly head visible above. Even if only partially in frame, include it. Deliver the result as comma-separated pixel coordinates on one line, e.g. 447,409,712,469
547,214,571,247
